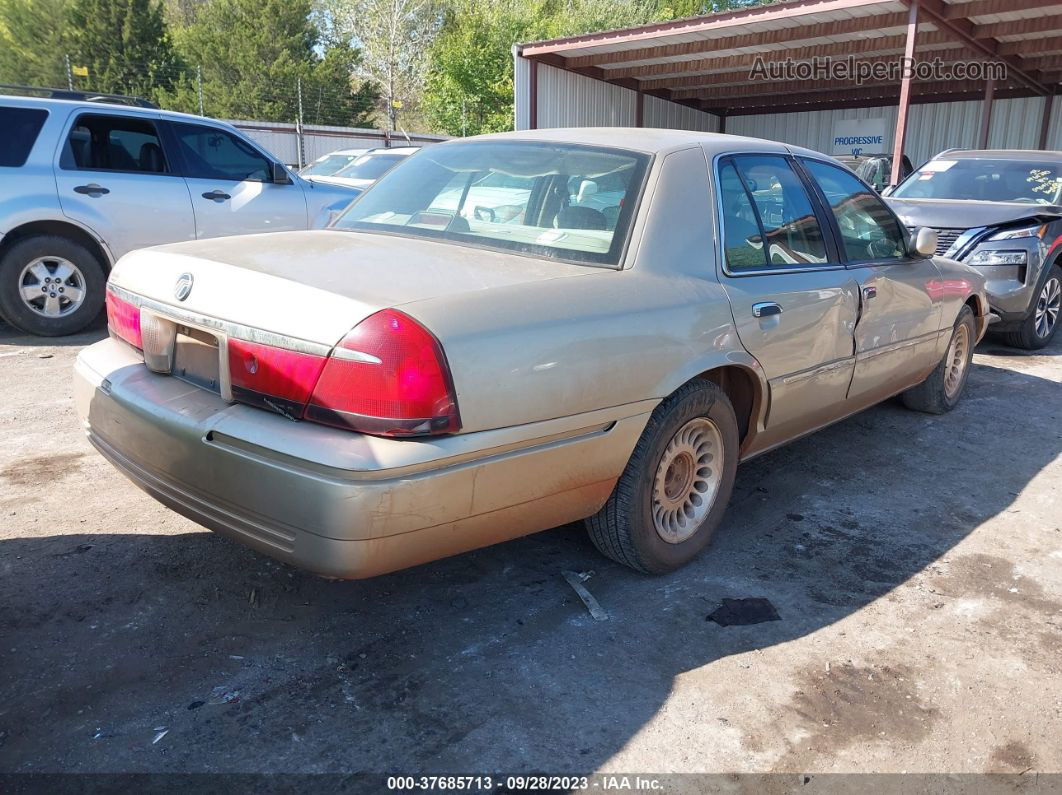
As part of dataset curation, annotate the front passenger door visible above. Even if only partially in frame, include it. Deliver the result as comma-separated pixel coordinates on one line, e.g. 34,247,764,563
166,121,307,239
800,158,942,407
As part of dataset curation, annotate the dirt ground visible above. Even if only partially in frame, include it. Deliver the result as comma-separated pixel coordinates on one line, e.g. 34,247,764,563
0,315,1060,784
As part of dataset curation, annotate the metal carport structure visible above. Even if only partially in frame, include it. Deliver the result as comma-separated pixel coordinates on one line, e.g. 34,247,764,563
514,0,1062,178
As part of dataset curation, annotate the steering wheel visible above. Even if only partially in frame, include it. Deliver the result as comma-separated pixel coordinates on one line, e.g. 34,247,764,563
473,205,496,222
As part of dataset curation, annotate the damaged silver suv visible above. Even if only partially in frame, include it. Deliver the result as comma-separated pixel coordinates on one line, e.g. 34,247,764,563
886,149,1062,350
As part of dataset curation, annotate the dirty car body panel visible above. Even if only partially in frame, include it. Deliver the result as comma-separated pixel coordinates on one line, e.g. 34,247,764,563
74,128,990,578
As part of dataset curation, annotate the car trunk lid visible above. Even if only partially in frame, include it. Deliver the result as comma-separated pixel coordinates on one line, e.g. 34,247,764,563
110,229,596,348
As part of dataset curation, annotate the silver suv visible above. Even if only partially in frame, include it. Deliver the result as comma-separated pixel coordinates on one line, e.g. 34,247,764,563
0,93,362,336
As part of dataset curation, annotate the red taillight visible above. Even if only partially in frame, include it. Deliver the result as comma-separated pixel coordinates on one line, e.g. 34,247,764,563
105,287,142,349
305,309,460,437
227,339,328,419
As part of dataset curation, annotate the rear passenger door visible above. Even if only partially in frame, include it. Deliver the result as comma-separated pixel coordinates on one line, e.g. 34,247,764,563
714,153,861,451
165,121,307,239
799,158,942,407
54,111,196,259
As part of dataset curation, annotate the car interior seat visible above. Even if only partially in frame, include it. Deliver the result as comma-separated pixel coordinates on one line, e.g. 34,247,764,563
556,205,607,230
138,142,166,173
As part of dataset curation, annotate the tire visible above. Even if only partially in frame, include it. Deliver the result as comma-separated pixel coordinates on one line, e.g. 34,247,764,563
999,264,1061,351
0,234,106,336
586,379,739,574
902,305,976,414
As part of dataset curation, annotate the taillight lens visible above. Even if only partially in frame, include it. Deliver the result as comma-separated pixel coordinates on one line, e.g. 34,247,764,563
305,309,460,436
105,287,142,349
227,339,328,419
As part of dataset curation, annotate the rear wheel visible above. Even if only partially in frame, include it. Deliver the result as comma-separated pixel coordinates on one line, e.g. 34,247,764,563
902,305,976,414
0,235,106,336
586,379,739,574
999,265,1061,350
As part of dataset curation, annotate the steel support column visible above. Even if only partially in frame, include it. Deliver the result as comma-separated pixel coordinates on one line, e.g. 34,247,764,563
891,0,920,186
529,59,539,130
1040,94,1056,148
978,78,996,148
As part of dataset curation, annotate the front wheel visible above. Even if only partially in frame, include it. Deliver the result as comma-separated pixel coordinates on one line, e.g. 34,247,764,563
0,235,106,336
999,265,1061,351
586,379,739,574
902,305,976,414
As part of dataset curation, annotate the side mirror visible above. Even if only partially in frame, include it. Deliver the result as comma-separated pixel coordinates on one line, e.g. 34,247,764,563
913,226,938,257
272,162,293,185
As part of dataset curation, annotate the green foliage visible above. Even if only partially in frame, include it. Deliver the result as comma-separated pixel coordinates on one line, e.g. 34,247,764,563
423,0,549,136
0,0,69,87
64,0,182,100
424,0,665,136
159,0,377,126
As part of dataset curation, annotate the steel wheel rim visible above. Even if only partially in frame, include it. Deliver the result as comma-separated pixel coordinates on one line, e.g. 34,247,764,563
18,257,87,318
1034,277,1060,339
652,417,723,544
943,321,971,400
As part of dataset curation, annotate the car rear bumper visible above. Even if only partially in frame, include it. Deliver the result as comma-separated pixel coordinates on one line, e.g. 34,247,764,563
75,338,651,578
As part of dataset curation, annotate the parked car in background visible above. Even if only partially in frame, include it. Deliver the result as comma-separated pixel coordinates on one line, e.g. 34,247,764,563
75,128,989,580
0,91,362,336
305,146,419,191
836,152,913,193
299,148,370,177
885,149,1062,349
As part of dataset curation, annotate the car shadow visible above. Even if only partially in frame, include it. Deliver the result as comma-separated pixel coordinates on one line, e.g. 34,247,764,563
0,356,1059,777
0,314,107,349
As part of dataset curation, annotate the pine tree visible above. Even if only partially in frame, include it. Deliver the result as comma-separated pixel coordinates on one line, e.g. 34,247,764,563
63,0,182,101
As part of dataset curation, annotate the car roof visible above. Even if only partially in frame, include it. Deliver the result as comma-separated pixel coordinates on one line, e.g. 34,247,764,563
446,126,817,158
365,146,420,155
1,92,244,131
942,149,1062,161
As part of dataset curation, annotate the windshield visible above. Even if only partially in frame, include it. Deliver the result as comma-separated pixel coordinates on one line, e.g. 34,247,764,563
334,153,406,181
300,152,364,176
332,141,650,266
893,158,1062,204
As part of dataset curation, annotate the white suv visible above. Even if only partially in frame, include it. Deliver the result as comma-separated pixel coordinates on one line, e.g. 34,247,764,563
0,92,363,336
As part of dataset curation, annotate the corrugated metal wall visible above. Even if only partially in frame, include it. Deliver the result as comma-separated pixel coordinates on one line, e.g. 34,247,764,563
224,119,449,166
644,94,720,132
514,58,722,134
728,96,1057,165
516,51,1060,163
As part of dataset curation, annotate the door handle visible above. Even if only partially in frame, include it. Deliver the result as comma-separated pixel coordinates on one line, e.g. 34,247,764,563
73,183,109,196
863,286,878,300
752,302,782,318
202,190,231,201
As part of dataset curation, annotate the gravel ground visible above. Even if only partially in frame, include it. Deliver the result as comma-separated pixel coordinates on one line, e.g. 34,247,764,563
0,316,1060,783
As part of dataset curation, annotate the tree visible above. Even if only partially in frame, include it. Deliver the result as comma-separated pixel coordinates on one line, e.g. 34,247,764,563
63,0,182,101
161,0,377,126
318,0,443,130
423,0,550,137
424,0,676,137
0,0,70,88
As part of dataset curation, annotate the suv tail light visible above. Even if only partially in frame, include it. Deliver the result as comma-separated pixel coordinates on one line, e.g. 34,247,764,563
305,309,460,437
106,286,142,349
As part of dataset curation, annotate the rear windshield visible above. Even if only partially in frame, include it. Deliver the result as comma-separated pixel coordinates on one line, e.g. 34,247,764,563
334,153,406,181
301,152,364,176
893,158,1062,204
0,107,48,167
332,141,650,266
